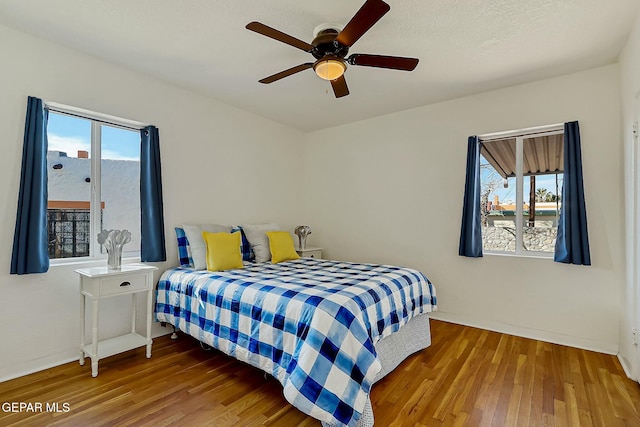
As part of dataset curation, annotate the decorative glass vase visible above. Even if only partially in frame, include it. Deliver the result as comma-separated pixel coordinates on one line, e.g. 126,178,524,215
294,225,312,250
106,245,122,270
97,229,131,270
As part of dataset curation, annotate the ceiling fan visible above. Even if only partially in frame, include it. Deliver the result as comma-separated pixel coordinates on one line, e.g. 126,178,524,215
246,0,419,98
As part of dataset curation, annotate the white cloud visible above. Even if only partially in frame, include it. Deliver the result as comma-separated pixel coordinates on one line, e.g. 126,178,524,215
48,134,138,161
102,149,139,162
48,133,89,157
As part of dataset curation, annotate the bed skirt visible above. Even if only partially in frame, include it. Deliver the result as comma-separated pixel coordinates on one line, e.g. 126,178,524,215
322,313,432,427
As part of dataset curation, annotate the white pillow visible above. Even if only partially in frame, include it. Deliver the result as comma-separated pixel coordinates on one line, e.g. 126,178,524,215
242,223,280,263
182,223,231,270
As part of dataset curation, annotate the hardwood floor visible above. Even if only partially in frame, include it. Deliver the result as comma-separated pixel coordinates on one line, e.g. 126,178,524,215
1,320,639,426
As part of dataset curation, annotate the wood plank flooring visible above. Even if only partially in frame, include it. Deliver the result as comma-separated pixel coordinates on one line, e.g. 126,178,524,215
1,320,639,426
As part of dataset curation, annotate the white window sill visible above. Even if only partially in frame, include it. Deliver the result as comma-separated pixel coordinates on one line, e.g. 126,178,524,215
483,251,554,260
50,256,142,268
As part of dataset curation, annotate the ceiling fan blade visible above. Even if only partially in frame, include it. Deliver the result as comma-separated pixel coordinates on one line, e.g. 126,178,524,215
259,63,314,84
335,0,390,47
330,75,349,98
348,54,419,71
246,22,313,52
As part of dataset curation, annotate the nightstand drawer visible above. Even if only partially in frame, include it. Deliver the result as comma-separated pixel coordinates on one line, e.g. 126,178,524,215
306,250,321,259
100,274,148,296
296,247,322,259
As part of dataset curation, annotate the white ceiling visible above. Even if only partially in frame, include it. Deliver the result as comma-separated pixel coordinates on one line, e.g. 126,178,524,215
0,0,638,132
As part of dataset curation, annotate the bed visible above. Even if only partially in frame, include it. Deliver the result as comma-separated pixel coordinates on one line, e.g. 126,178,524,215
155,257,437,426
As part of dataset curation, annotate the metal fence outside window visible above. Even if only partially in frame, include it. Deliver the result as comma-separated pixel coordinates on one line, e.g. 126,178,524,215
47,209,91,258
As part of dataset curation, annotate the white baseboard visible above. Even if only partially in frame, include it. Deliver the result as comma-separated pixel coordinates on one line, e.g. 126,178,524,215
430,311,618,355
0,355,79,384
618,353,635,380
0,316,623,383
0,329,173,384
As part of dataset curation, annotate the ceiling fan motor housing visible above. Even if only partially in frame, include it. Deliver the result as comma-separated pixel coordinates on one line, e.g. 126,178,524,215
311,29,349,59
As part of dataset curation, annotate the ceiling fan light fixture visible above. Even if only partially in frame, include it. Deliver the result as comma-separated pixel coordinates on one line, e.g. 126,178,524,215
313,57,346,81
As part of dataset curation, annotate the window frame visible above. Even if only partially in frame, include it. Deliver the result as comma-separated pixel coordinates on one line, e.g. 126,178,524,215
45,102,148,265
479,123,564,259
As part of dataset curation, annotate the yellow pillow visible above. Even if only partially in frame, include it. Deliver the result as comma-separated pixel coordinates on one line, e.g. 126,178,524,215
266,231,300,264
202,231,243,272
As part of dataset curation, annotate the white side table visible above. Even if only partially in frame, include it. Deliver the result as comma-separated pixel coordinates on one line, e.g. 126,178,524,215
296,247,322,259
76,263,158,377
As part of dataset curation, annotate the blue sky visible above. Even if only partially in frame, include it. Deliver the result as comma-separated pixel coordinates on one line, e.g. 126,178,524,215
481,157,563,204
47,112,140,160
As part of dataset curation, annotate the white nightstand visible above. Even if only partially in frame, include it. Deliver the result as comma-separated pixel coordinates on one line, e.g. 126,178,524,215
296,247,322,259
76,263,158,377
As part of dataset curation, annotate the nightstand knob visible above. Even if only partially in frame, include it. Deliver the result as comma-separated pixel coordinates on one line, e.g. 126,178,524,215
120,281,131,287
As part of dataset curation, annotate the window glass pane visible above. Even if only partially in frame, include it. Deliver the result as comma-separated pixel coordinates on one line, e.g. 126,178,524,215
478,131,563,257
47,113,92,258
522,136,563,253
100,125,141,256
480,139,516,253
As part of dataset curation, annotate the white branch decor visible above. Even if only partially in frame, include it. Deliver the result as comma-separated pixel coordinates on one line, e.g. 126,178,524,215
97,229,132,270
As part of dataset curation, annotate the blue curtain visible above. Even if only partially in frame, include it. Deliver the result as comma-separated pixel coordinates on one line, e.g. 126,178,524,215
554,121,591,265
140,125,166,262
11,97,50,274
459,136,483,257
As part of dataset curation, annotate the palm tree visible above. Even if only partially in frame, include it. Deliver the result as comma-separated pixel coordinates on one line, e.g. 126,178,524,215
535,188,548,202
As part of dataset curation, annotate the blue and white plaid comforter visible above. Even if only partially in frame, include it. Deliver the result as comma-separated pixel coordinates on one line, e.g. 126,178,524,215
155,258,437,426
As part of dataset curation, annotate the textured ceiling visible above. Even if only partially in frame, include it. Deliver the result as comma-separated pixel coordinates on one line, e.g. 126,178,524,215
0,0,638,131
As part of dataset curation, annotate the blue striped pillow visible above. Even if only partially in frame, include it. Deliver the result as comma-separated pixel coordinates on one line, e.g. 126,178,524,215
231,226,254,262
175,227,194,268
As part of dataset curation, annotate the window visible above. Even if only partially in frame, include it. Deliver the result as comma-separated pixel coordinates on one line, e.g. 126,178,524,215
479,127,564,256
46,107,142,260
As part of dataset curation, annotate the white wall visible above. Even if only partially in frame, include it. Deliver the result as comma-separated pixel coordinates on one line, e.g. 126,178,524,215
619,10,640,380
0,24,305,382
304,65,624,354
